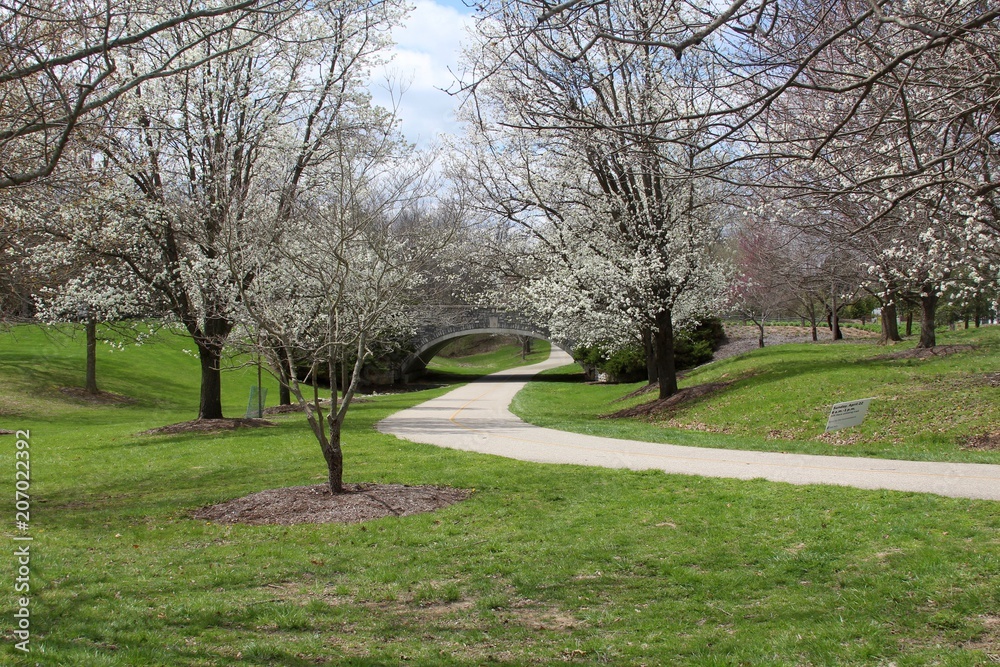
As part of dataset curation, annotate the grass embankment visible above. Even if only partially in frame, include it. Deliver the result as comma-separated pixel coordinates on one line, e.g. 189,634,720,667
1,325,1000,665
513,325,1000,464
425,336,550,379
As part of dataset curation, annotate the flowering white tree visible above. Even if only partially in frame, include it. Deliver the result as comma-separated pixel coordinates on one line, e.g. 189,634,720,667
760,80,1000,348
0,0,311,188
459,0,731,397
460,0,1000,347
236,138,455,493
460,0,999,185
747,4,1000,348
34,0,408,419
0,180,165,391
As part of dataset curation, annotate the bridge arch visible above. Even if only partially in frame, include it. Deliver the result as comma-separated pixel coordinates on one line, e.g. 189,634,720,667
402,327,570,381
398,308,579,381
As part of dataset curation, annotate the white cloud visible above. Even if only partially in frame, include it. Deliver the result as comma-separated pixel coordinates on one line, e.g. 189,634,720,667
370,0,474,146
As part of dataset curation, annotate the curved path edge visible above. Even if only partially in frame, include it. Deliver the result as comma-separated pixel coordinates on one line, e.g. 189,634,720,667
377,349,1000,501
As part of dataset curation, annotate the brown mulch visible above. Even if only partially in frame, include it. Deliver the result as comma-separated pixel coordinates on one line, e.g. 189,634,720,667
872,344,974,361
263,403,307,415
59,387,135,404
141,418,277,435
191,483,473,526
0,429,14,435
602,381,734,419
962,432,1000,451
263,398,374,416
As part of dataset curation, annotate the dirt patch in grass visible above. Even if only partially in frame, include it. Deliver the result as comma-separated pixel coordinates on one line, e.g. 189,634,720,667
984,373,1000,388
602,381,734,419
962,432,1000,451
0,429,14,435
816,430,866,446
872,345,975,361
59,387,136,404
141,418,277,435
191,483,473,525
965,614,1000,658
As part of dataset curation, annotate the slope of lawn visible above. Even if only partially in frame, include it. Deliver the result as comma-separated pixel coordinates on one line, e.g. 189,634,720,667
1,324,999,666
425,336,551,379
513,325,1000,464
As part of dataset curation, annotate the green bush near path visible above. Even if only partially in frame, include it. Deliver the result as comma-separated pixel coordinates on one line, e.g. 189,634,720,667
513,325,1000,464
1,325,1000,665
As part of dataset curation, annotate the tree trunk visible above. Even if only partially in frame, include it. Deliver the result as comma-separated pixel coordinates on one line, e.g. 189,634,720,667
324,416,344,493
905,311,913,336
276,345,292,405
279,382,291,406
642,327,658,385
830,294,843,341
756,320,765,348
917,290,938,349
196,340,225,419
653,310,678,399
521,336,532,359
85,318,98,394
879,300,902,344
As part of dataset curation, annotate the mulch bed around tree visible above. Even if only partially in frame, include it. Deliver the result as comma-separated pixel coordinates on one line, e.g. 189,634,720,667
262,398,373,416
872,345,975,361
191,483,473,525
963,433,1000,451
602,381,734,419
141,418,277,435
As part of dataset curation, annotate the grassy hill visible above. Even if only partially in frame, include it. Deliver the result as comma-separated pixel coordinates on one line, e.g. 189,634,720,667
512,325,1000,464
1,324,999,665
426,335,551,379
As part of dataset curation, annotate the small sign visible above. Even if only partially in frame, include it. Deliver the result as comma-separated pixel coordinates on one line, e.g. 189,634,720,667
825,398,874,432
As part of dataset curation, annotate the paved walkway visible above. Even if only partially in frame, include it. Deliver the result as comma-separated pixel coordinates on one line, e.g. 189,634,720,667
378,348,1000,501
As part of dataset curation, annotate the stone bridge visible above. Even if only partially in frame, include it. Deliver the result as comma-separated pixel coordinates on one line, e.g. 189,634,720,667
401,307,571,381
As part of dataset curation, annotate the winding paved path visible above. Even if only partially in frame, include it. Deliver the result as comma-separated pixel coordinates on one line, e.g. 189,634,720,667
378,348,1000,501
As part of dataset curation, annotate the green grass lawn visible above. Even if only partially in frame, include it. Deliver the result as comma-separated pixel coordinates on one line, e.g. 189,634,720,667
512,326,1000,464
1,325,1000,665
425,338,551,379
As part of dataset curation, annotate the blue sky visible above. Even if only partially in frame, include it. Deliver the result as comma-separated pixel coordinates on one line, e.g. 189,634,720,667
370,0,477,147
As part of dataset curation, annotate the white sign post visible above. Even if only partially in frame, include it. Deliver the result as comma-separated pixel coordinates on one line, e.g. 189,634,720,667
825,398,875,433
